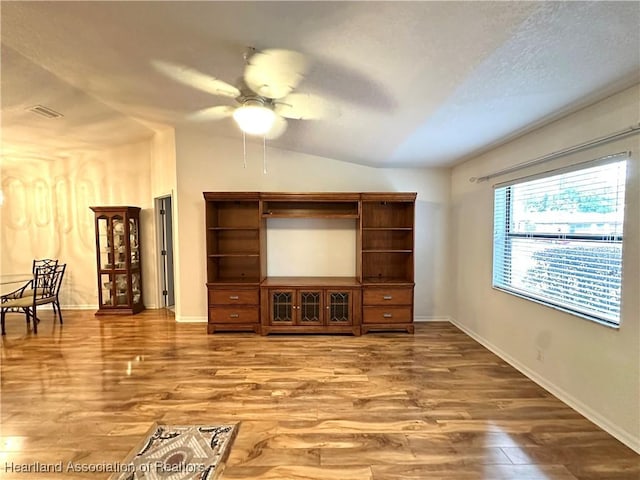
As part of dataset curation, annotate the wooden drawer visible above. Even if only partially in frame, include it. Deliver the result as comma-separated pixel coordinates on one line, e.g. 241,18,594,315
363,288,413,306
363,306,412,324
209,288,259,305
209,306,259,323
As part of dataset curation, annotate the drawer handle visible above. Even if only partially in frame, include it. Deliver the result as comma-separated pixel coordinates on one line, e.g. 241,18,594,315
229,295,239,300
383,295,393,300
383,313,393,318
229,313,239,318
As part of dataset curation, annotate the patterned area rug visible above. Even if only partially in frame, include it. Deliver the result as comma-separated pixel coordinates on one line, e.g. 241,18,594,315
110,423,238,480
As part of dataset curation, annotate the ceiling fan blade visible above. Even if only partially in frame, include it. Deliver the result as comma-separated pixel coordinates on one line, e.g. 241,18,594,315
244,49,308,99
265,115,288,140
187,105,235,122
151,60,240,98
274,93,338,120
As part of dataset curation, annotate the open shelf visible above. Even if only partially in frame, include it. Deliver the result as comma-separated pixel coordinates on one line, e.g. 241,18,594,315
262,201,359,218
362,201,414,228
205,197,262,284
362,277,415,285
207,256,261,283
208,253,260,257
362,229,413,251
207,228,260,256
362,227,413,231
207,278,260,285
362,249,413,253
264,212,359,219
208,227,260,231
362,251,414,283
206,201,260,228
361,199,414,287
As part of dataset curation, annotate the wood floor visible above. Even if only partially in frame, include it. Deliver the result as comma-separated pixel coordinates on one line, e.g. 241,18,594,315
0,309,637,479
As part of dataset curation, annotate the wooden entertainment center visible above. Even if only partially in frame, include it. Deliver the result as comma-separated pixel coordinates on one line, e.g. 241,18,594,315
203,192,417,335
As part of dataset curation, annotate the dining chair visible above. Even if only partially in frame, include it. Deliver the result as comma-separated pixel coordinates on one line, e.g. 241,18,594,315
2,259,58,300
32,258,58,273
1,264,66,335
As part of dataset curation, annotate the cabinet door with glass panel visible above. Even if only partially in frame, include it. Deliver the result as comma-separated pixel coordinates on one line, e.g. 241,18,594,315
267,289,324,327
263,286,358,334
325,290,353,326
90,206,144,315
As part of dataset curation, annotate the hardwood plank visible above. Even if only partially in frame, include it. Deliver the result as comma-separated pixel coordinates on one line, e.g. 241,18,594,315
371,464,579,480
222,465,373,479
0,310,636,480
501,445,640,479
320,446,512,466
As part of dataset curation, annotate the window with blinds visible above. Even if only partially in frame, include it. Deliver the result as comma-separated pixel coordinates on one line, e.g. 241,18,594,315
492,156,627,326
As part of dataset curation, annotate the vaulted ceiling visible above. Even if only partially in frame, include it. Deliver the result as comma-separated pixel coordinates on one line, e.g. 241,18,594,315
2,1,639,167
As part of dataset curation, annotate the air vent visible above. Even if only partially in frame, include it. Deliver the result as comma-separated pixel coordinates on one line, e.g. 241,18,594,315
27,105,63,119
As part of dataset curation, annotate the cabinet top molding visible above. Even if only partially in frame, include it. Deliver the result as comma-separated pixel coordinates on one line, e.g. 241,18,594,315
90,206,141,212
261,276,362,287
203,192,417,201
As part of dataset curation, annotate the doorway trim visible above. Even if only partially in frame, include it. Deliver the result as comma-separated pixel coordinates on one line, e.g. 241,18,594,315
154,194,175,309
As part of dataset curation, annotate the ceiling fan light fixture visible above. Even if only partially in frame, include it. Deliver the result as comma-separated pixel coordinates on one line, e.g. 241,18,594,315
233,101,276,135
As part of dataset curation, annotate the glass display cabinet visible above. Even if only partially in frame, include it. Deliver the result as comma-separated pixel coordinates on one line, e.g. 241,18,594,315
90,206,144,315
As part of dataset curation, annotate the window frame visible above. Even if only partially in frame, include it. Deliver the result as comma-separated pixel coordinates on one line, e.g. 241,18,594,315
492,155,628,328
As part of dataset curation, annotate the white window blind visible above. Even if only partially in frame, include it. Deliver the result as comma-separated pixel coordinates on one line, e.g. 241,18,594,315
492,156,627,326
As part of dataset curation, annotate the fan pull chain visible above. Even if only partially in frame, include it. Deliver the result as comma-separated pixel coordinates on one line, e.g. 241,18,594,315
242,131,247,169
263,136,267,174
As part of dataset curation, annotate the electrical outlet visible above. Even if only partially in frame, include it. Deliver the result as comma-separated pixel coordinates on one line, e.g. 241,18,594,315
537,349,543,362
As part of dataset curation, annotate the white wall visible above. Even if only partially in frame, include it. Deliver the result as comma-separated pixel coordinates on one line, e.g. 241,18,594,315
174,129,451,322
0,139,157,309
148,125,177,199
450,84,640,452
267,218,357,277
146,125,178,308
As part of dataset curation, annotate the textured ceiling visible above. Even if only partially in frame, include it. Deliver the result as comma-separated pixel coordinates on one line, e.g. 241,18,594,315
1,1,639,167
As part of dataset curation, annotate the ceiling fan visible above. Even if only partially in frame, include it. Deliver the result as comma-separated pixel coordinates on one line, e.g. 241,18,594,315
152,48,336,139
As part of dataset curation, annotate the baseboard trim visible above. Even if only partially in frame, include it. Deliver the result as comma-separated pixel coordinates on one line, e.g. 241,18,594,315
60,304,158,310
449,317,640,454
177,316,446,324
414,316,450,322
178,316,448,325
176,316,207,323
60,305,96,310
